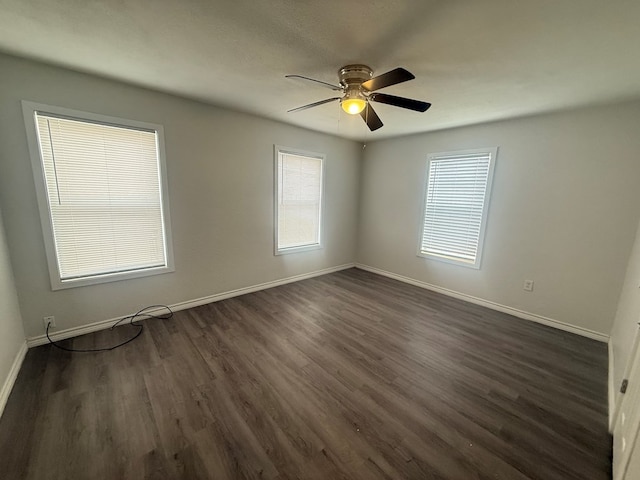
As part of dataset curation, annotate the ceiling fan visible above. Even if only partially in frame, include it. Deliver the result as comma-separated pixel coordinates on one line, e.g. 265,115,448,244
286,64,431,131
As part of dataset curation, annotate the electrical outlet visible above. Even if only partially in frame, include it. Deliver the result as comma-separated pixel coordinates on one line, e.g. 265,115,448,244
43,316,56,330
523,280,534,292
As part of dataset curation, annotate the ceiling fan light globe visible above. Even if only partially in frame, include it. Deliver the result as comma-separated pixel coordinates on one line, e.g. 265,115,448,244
341,98,367,115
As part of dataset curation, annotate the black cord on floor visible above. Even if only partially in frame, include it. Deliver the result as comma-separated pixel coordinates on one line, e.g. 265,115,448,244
45,305,173,353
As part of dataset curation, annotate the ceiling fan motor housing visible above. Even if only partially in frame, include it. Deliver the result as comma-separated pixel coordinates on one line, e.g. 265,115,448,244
338,64,373,92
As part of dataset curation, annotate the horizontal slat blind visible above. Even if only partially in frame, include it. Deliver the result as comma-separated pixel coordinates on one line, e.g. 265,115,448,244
35,113,167,280
277,151,322,250
420,151,493,265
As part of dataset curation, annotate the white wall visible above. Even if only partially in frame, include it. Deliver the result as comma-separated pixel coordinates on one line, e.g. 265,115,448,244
2,50,640,350
0,54,361,339
610,218,640,418
358,102,640,336
0,205,26,413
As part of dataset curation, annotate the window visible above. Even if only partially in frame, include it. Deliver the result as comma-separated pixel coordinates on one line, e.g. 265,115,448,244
22,101,174,289
274,146,324,254
419,147,497,268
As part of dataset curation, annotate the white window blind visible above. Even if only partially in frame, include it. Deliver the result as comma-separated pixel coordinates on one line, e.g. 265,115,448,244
25,103,174,289
275,148,323,253
419,148,497,268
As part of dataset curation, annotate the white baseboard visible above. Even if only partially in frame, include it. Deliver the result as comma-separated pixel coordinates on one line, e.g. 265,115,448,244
355,263,610,343
0,341,28,419
609,339,617,432
26,263,355,347
26,260,608,345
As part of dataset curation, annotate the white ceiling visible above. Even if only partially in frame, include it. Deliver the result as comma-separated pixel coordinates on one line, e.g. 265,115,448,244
1,0,639,141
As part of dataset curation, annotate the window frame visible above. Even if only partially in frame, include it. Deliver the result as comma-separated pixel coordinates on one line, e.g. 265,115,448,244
22,101,175,290
273,145,325,256
417,147,497,269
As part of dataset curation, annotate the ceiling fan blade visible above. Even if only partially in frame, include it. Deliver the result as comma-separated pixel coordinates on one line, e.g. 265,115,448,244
360,103,383,131
285,74,342,91
361,67,415,92
370,93,431,112
287,97,340,113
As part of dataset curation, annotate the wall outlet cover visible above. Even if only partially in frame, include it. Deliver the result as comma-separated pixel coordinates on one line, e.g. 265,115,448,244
43,316,55,329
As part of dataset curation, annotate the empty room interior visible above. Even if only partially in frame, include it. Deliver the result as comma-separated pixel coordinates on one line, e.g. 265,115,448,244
2,1,640,479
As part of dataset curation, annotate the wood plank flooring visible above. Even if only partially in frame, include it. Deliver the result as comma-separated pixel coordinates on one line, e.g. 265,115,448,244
0,268,611,479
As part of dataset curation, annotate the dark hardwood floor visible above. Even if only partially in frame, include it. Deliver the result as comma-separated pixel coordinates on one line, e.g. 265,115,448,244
0,268,611,479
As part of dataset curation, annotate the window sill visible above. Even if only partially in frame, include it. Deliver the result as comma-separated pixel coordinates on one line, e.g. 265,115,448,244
275,244,322,256
51,264,175,290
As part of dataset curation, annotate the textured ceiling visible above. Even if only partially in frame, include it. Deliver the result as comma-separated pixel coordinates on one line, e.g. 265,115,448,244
1,0,639,141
